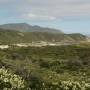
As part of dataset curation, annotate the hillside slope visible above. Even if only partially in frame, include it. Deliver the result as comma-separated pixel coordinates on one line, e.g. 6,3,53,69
0,28,87,44
0,23,63,33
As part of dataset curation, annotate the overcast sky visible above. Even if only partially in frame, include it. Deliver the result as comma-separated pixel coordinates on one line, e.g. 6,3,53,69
0,0,90,34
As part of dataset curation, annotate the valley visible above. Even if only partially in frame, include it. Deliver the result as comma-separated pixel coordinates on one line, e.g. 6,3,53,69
0,41,88,49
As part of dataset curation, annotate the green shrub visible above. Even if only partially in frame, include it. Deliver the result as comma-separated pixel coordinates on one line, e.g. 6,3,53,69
0,67,26,90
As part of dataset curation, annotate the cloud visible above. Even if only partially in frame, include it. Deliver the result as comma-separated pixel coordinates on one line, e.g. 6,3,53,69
23,13,56,21
0,0,90,21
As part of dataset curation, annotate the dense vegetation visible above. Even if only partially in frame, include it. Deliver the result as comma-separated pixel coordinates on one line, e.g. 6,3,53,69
0,67,26,90
0,44,90,89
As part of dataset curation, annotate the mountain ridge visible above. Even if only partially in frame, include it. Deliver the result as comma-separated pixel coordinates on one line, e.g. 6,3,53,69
0,23,63,33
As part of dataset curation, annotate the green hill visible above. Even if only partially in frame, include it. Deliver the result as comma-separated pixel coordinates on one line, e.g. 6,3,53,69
0,28,87,44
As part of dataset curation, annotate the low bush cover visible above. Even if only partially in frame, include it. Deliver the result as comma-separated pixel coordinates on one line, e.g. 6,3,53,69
0,67,26,90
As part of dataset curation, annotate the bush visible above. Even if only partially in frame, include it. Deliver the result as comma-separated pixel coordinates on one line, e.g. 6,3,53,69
44,81,90,90
0,67,26,90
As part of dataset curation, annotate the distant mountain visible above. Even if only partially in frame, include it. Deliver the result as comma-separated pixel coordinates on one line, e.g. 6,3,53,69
67,33,87,41
86,34,90,37
0,28,87,44
0,23,63,33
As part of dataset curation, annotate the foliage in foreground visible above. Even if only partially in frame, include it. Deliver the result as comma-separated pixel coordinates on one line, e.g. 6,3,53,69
0,44,90,89
50,81,90,90
0,67,26,90
29,80,90,90
0,67,90,90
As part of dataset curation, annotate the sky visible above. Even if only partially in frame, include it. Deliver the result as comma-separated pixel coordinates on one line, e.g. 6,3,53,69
0,0,90,34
